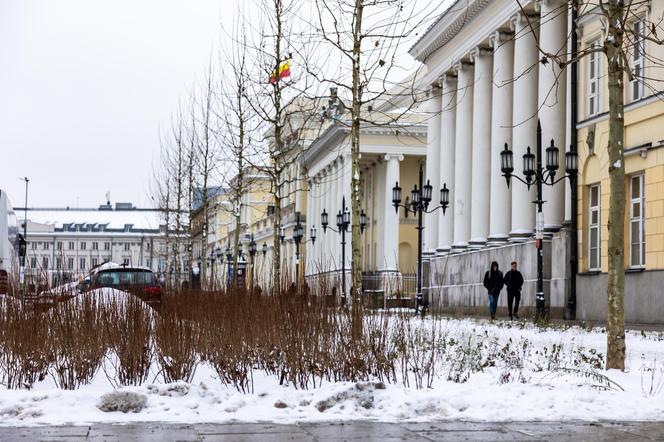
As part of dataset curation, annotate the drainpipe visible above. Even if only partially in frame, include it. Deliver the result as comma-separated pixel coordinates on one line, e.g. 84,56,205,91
567,2,579,320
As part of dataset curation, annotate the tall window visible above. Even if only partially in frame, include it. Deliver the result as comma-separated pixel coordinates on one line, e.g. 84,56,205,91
80,242,87,250
104,242,111,251
31,242,37,250
30,257,36,268
589,185,601,270
588,41,601,116
42,257,49,269
56,241,63,251
79,258,86,271
632,20,645,101
44,242,49,251
56,257,62,270
92,258,98,268
123,258,130,266
67,257,74,270
92,242,99,251
124,243,131,251
630,174,646,267
68,241,74,250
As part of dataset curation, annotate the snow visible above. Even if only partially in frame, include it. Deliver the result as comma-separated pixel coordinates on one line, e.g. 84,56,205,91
0,318,663,426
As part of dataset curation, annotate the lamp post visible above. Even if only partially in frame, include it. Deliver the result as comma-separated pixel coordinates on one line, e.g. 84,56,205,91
214,247,223,289
321,196,365,302
248,235,257,290
291,212,316,288
19,177,29,291
500,119,578,321
392,163,450,314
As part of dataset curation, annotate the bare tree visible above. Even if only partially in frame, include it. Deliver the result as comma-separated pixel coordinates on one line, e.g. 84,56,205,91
516,0,664,369
306,0,434,331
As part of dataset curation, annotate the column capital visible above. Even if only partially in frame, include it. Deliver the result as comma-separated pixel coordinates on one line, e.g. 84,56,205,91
469,47,492,62
489,30,514,49
452,60,473,73
511,11,538,30
383,154,404,162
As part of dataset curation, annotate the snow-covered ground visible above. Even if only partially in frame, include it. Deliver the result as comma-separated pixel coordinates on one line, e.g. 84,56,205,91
0,317,663,426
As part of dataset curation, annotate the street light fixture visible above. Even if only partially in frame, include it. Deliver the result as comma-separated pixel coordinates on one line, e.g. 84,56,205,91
320,196,366,301
500,119,578,321
392,163,450,314
262,242,268,257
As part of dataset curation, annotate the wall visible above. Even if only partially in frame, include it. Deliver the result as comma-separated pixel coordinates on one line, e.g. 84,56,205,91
426,233,571,318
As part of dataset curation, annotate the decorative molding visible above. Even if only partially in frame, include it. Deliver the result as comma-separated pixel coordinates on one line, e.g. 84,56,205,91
409,0,493,62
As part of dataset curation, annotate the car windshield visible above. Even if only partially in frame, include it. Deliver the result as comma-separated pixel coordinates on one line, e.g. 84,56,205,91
95,269,154,287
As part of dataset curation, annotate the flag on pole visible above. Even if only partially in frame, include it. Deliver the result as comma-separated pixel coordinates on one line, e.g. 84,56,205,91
269,59,292,84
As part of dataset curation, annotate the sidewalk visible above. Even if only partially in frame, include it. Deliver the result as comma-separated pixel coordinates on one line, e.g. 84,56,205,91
1,420,663,441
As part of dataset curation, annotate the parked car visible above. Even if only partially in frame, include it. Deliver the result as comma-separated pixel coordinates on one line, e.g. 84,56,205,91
84,262,162,304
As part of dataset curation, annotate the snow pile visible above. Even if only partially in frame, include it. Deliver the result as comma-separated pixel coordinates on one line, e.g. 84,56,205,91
0,318,662,425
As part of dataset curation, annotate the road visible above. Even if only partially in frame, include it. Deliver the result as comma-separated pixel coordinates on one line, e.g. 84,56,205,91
0,421,663,441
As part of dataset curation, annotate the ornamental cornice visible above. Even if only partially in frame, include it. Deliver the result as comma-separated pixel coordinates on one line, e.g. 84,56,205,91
409,0,493,62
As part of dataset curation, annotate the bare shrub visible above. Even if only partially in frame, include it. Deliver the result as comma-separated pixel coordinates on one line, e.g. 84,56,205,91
103,295,154,387
48,294,106,390
154,292,200,383
0,298,51,389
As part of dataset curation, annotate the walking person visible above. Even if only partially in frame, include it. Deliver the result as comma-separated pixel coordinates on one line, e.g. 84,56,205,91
504,261,524,320
483,261,504,320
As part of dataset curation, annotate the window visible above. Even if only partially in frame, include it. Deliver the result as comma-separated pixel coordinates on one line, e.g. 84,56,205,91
79,258,86,271
80,242,87,250
589,185,601,270
91,258,98,267
92,242,99,251
630,174,646,267
57,241,63,251
588,41,601,116
31,242,37,250
56,257,62,270
103,257,110,263
30,257,36,268
104,242,110,251
42,257,49,269
632,20,645,101
123,258,130,266
68,241,74,250
124,243,130,251
146,258,152,269
44,242,49,250
67,258,74,270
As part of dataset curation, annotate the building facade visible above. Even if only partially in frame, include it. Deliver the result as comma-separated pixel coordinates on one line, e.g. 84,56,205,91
575,1,664,323
411,0,574,317
19,202,188,290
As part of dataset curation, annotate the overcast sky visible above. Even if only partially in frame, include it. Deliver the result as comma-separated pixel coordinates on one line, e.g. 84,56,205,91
0,0,235,208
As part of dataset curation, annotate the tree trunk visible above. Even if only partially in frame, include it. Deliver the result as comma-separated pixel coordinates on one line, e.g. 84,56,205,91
349,0,364,339
605,0,626,370
272,194,282,291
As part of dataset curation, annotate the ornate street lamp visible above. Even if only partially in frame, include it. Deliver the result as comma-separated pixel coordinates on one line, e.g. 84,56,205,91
262,242,268,257
320,196,366,301
392,162,451,314
500,119,578,321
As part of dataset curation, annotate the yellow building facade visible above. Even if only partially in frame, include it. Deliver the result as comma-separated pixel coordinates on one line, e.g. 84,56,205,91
576,1,664,323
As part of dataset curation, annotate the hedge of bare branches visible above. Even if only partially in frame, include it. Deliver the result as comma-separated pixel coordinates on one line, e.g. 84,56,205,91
0,289,607,392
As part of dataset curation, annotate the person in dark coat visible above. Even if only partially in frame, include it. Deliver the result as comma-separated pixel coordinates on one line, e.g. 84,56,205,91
483,261,504,320
504,261,524,320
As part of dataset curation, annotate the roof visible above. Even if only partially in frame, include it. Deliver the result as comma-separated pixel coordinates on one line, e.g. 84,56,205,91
17,207,166,231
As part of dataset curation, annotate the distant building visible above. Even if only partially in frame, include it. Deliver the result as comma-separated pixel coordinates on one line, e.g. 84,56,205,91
17,201,188,290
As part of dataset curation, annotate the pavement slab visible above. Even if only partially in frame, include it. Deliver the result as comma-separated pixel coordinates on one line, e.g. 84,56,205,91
0,420,663,441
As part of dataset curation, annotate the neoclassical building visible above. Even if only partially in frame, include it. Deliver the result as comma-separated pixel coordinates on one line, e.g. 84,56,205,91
302,116,426,296
411,0,574,317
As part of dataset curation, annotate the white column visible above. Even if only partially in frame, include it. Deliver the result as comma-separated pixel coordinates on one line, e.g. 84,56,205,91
489,31,515,244
382,154,403,271
469,47,493,248
539,0,567,232
424,86,442,256
452,61,474,250
510,13,539,239
437,74,457,253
